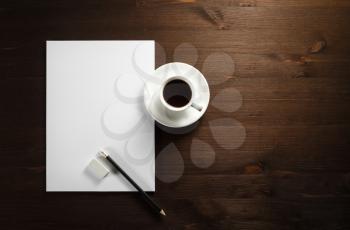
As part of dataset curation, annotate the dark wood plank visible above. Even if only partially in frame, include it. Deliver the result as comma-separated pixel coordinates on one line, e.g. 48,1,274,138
0,0,350,229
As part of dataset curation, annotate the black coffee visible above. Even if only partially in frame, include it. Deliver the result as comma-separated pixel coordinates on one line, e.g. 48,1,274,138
163,79,192,108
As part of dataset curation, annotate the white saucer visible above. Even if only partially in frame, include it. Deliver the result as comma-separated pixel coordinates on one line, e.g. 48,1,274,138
144,62,210,128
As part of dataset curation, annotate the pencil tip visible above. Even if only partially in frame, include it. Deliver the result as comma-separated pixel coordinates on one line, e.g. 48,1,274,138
160,209,166,216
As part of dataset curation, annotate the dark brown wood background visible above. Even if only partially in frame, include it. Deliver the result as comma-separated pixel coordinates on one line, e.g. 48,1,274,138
1,0,350,229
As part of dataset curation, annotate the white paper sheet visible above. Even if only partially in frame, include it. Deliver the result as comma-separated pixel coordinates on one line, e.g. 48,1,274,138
46,41,155,191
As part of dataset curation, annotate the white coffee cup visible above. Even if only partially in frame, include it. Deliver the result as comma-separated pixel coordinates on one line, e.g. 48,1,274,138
159,76,202,120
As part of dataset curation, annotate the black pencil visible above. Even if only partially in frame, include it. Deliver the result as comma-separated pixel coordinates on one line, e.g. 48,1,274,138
99,150,166,217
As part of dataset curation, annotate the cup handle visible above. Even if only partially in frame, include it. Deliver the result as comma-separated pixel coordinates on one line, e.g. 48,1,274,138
191,102,203,112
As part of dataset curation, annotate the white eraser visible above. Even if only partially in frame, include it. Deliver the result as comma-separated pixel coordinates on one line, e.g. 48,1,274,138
87,159,110,179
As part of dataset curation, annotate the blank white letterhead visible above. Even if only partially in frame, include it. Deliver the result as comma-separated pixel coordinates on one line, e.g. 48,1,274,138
46,41,155,191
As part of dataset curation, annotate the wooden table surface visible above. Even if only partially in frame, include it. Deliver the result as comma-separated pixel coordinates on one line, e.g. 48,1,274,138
1,0,350,229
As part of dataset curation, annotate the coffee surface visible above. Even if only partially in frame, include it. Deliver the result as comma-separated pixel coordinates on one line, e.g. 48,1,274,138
163,79,192,108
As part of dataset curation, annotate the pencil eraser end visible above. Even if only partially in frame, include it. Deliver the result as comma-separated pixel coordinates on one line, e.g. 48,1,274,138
87,159,110,179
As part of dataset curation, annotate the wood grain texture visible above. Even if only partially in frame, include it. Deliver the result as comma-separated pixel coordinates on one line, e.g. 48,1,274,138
0,0,350,229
